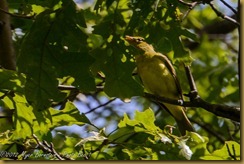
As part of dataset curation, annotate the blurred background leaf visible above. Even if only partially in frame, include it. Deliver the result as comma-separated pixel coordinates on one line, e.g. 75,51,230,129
0,0,240,160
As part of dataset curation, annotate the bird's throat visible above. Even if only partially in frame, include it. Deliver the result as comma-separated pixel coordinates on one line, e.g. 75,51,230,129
133,42,153,52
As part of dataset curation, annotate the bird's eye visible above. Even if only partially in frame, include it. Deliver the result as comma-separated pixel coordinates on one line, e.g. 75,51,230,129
136,38,144,42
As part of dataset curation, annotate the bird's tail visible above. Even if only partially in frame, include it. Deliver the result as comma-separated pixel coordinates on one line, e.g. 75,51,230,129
159,103,194,135
175,115,194,136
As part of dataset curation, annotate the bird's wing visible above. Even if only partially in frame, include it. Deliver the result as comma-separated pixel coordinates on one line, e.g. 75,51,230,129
156,53,184,100
132,67,138,76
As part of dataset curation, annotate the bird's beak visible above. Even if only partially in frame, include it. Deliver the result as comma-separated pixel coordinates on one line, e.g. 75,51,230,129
125,35,133,41
124,35,134,44
125,35,133,42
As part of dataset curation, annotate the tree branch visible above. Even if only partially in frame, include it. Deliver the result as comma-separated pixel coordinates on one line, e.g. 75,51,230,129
220,0,238,14
58,75,240,123
0,6,35,19
144,65,240,123
179,0,239,26
85,98,117,114
184,65,240,122
145,92,240,122
0,0,16,70
32,134,73,160
178,0,199,20
208,1,240,27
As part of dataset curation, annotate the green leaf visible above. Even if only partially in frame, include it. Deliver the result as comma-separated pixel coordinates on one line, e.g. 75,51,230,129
48,101,91,128
188,132,207,144
0,69,25,93
61,1,87,28
108,126,135,142
59,136,80,158
18,12,65,110
30,102,90,138
122,147,158,160
102,42,143,99
18,3,95,109
90,151,113,160
93,20,113,39
180,135,209,160
166,24,190,59
155,37,172,54
146,22,192,63
201,141,240,160
20,101,91,140
32,109,53,137
3,0,240,160
50,48,96,92
106,0,116,8
91,36,143,99
180,28,199,42
118,108,159,133
0,130,14,145
133,109,158,131
11,94,36,139
109,108,160,146
94,0,104,12
25,65,65,110
125,0,155,34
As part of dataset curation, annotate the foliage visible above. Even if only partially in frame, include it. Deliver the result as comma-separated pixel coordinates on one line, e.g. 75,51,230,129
0,0,240,160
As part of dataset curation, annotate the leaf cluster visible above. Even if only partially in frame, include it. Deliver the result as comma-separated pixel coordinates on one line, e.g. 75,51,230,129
0,0,240,160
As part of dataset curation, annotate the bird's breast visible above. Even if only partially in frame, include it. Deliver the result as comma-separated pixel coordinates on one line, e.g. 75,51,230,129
136,55,179,99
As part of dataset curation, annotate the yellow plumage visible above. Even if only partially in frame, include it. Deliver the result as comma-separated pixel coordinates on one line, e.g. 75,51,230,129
125,35,194,135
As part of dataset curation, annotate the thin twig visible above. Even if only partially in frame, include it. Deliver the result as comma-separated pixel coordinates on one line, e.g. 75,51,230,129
178,0,239,26
58,85,77,91
208,1,240,27
178,0,199,19
183,2,198,19
232,144,237,160
178,0,195,7
0,7,35,19
184,64,199,100
58,84,104,93
220,0,238,14
226,143,237,160
85,98,117,114
32,134,73,160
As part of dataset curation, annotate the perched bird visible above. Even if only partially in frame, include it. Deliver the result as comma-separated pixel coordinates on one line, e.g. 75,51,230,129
125,35,194,135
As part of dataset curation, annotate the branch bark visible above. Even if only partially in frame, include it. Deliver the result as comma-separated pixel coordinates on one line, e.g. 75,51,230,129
144,65,240,123
145,93,240,122
0,0,16,70
32,134,73,160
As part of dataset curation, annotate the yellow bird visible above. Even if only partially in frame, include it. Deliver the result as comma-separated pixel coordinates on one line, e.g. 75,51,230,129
125,35,194,135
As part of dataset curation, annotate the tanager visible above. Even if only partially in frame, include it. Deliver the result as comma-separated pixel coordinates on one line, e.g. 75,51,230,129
125,35,194,135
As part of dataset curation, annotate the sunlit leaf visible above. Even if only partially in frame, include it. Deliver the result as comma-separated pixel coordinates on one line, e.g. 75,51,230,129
0,69,25,93
48,101,91,128
11,94,36,139
201,141,240,160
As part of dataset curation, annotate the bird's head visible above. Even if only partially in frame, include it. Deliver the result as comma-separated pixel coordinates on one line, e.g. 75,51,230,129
124,35,154,53
124,35,145,45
